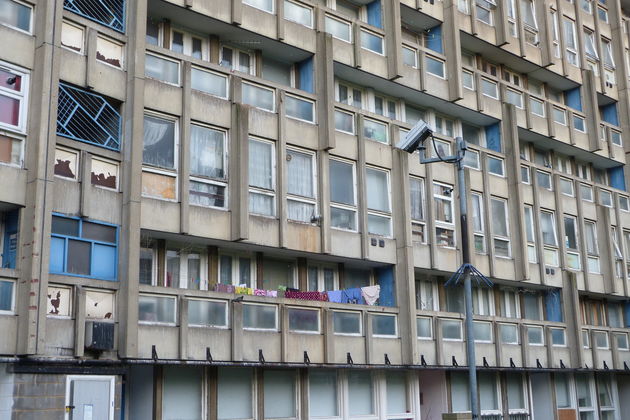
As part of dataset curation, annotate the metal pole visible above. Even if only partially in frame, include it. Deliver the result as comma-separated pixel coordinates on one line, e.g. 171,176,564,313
455,137,479,419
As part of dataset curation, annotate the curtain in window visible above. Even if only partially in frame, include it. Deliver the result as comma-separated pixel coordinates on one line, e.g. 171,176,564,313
491,199,508,236
217,368,253,420
410,178,424,220
249,140,272,189
521,0,537,28
563,20,576,49
540,212,556,246
366,169,389,212
162,367,202,420
287,150,313,197
249,193,274,216
348,371,374,416
143,116,174,169
190,125,224,178
584,32,599,59
309,370,338,417
585,222,598,255
471,195,483,232
263,370,297,418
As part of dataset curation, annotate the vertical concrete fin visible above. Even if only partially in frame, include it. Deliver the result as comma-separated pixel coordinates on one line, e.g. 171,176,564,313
230,99,250,241
582,69,602,152
316,32,335,151
278,91,288,248
180,61,192,235
383,0,402,80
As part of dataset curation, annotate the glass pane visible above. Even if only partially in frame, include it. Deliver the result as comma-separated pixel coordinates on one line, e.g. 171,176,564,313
188,300,227,327
330,160,355,205
51,216,79,236
360,30,383,54
576,374,592,408
138,295,176,323
473,321,492,342
333,311,361,334
555,374,571,408
139,248,154,285
287,149,314,198
264,370,296,419
479,373,499,410
191,68,227,98
145,54,179,84
386,372,408,414
219,255,232,285
239,258,252,287
309,370,337,417
331,206,357,231
0,0,31,31
288,308,319,332
162,366,202,420
143,115,175,169
527,326,543,344
325,16,351,41
190,125,225,179
363,119,388,143
373,314,396,336
190,181,226,208
284,0,312,26
67,240,91,275
217,367,253,420
0,280,14,311
165,250,180,288
243,304,276,329
426,56,445,77
442,319,462,340
490,199,508,236
507,375,525,410
367,213,391,236
285,95,314,122
417,317,432,338
262,259,294,290
249,139,273,189
0,135,21,165
242,83,274,111
186,255,200,290
348,371,374,415
81,222,116,243
500,324,518,344
334,110,354,133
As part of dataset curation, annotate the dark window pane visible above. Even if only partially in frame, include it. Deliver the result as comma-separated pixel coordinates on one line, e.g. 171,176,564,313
82,222,117,243
67,240,91,275
143,115,175,169
51,216,79,236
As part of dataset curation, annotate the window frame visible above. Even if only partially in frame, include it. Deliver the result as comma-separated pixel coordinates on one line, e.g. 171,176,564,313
286,147,318,224
0,0,33,34
365,166,392,237
329,157,358,232
0,61,29,134
187,298,229,329
433,182,456,248
0,279,16,314
284,0,314,28
248,137,277,217
141,112,179,201
138,293,177,325
242,302,279,331
189,122,228,210
490,196,511,258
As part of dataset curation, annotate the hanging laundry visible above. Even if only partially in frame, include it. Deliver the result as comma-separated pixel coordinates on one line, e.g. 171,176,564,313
254,289,267,296
284,291,327,301
361,285,380,306
327,290,343,303
342,288,364,304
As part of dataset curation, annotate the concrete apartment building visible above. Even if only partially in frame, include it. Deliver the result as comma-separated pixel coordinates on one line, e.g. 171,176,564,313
4,0,630,418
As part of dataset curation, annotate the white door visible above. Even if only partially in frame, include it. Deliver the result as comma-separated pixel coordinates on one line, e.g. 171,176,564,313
66,376,115,420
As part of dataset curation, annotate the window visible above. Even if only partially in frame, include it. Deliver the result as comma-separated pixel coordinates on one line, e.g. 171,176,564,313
244,0,273,12
435,115,454,137
410,177,426,243
481,78,498,98
372,314,397,337
564,216,581,270
402,46,418,68
61,21,84,53
471,193,485,254
442,319,463,340
476,0,495,25
169,28,207,60
284,0,313,27
242,82,275,112
521,166,530,184
462,69,475,90
63,0,125,32
163,249,207,290
243,303,277,330
425,56,445,78
285,95,315,123
602,38,615,68
530,97,545,117
366,167,392,237
138,294,176,324
560,177,574,196
552,107,567,125
524,206,537,263
325,15,352,42
598,5,608,22
219,254,254,288
600,190,613,207
576,374,596,419
473,321,493,342
506,89,523,108
333,311,362,335
363,118,388,143
360,29,384,54
218,367,254,420
581,0,593,13
521,0,538,44
286,148,317,223
145,53,180,85
307,265,337,292
434,183,455,247
527,325,544,345
551,10,561,57
188,299,228,327
49,215,117,280
142,114,177,200
463,149,480,170
563,18,578,66
220,46,254,74
620,196,629,212
0,279,15,313
573,114,586,132
309,370,338,417
189,124,227,209
501,289,520,318
96,36,123,68
249,138,276,217
580,183,594,201
536,170,552,190
288,307,319,333
584,29,599,60
500,323,519,344
597,376,616,420
373,95,397,119
348,371,375,416
585,221,600,273
540,210,558,266
491,198,510,257
417,317,433,339
191,68,228,99
330,159,357,231
334,109,354,134
53,147,79,180
0,0,31,33
262,258,296,290
263,370,297,419
487,156,504,176
614,333,629,350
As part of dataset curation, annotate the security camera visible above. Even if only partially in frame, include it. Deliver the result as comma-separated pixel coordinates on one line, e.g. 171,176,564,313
396,120,433,154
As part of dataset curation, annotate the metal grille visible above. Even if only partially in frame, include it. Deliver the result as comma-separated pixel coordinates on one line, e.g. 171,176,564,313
56,83,121,151
481,415,503,420
508,414,529,420
63,0,125,32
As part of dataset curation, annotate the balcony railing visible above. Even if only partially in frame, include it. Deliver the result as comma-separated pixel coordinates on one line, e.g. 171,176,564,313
64,0,125,33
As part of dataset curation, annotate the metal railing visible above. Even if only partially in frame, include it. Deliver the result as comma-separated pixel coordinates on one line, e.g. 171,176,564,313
64,0,125,32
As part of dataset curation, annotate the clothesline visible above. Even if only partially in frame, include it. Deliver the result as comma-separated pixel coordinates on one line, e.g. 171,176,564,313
213,284,381,306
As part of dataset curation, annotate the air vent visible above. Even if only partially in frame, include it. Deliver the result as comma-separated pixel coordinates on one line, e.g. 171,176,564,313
85,321,115,351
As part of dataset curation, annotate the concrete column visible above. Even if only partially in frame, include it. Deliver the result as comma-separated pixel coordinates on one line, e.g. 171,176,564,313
563,272,583,368
276,0,285,41
232,0,243,25
383,0,402,80
79,150,92,217
73,286,86,357
443,0,463,101
180,61,192,235
582,70,602,152
179,297,189,359
597,205,616,294
232,301,243,361
230,97,250,241
316,32,335,151
539,0,555,67
277,91,288,248
356,115,368,259
318,150,331,254
86,28,98,90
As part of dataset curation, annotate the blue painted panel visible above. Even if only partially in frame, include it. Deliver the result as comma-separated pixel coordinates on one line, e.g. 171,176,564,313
609,166,626,191
601,103,619,126
624,302,630,327
2,210,18,269
564,88,582,111
485,123,501,152
49,237,65,273
425,25,443,54
375,266,395,307
366,0,382,29
297,57,314,94
92,244,117,280
545,289,563,322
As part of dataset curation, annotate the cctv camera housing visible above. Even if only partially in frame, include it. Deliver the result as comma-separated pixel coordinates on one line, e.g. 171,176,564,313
396,120,433,153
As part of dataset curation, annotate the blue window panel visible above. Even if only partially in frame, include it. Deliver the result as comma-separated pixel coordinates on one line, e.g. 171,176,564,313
425,25,443,54
564,87,582,111
63,0,125,33
2,209,19,269
624,302,630,328
608,166,626,191
485,123,501,152
601,103,619,126
375,266,395,307
545,289,563,322
366,1,382,29
50,237,66,273
92,244,117,280
57,83,122,151
297,57,314,94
